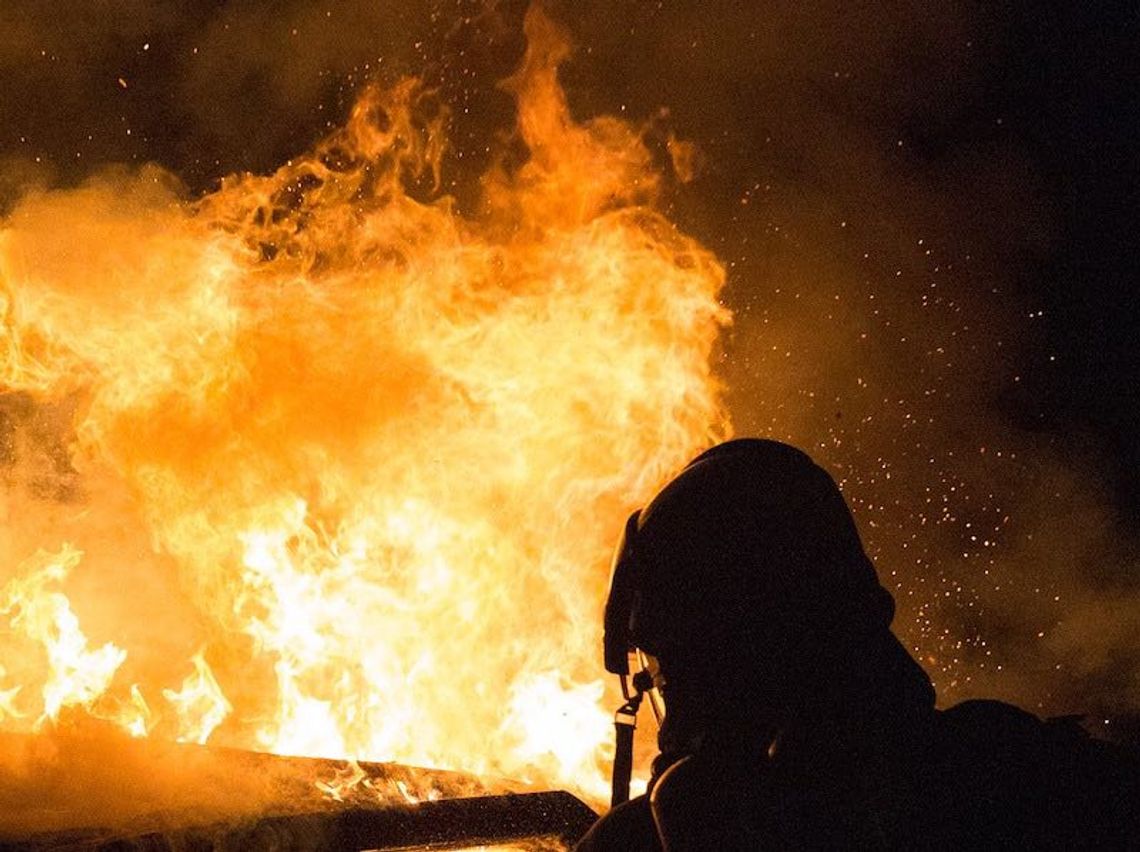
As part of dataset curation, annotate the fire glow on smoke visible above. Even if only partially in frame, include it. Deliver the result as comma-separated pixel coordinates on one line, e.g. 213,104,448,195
0,8,727,801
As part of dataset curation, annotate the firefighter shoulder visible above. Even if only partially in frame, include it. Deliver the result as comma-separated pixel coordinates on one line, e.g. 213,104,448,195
576,439,1140,851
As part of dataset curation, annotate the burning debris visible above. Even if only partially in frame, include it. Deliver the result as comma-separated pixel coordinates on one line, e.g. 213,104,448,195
0,727,596,849
0,2,726,834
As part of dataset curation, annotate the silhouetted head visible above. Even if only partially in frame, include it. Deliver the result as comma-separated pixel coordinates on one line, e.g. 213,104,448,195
605,439,933,745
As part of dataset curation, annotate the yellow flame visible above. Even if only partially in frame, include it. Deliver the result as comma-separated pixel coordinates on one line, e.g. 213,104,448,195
315,759,368,803
121,684,155,738
501,671,614,802
0,666,22,721
0,547,126,723
162,651,232,745
0,7,728,798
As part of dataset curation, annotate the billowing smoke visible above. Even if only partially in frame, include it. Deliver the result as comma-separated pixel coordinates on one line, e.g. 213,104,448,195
548,1,1139,717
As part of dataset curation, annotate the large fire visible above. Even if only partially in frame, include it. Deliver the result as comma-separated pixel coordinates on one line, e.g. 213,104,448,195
0,7,727,803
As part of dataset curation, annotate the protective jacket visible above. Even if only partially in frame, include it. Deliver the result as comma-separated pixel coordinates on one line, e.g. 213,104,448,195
577,699,1140,850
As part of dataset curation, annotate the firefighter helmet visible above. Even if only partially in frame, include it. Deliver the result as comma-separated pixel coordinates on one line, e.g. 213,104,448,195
604,439,895,675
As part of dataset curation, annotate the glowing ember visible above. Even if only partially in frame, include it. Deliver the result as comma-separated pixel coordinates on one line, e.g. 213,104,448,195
0,7,727,800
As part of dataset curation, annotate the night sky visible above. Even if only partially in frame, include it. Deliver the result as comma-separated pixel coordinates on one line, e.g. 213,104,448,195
1,2,1137,718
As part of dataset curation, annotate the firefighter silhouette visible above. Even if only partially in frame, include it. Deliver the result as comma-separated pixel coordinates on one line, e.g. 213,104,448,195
577,439,1140,850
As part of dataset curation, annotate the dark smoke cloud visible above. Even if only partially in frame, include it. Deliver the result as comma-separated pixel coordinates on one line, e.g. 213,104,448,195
0,0,1135,735
547,1,1138,718
0,0,454,193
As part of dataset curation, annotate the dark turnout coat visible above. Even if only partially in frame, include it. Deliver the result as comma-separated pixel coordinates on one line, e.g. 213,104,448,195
577,700,1140,851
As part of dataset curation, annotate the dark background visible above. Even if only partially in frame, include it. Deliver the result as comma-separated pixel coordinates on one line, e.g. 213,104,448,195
1,1,1136,715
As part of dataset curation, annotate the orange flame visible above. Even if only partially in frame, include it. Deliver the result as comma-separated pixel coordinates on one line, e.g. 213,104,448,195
0,7,728,800
0,547,127,724
162,651,231,745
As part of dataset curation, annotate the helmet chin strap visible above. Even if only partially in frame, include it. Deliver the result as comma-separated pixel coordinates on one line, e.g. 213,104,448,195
611,654,661,807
